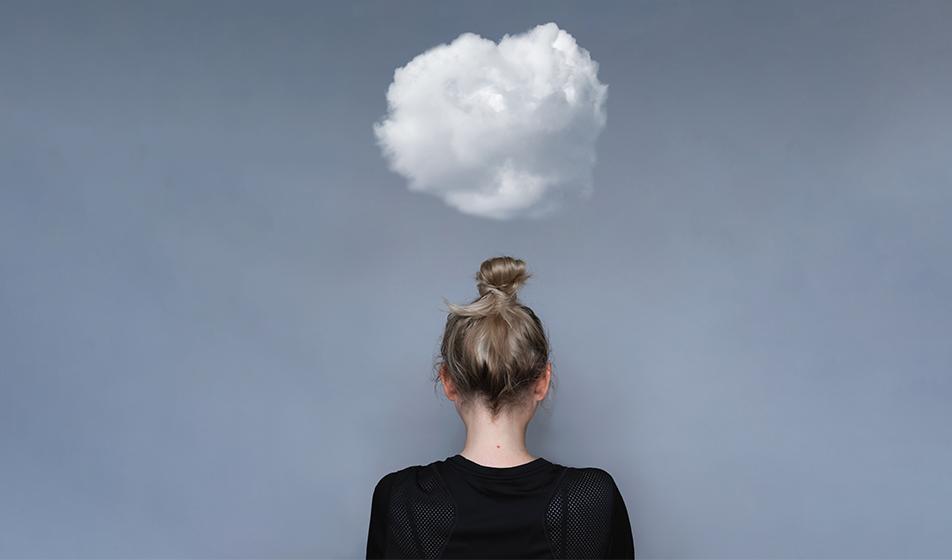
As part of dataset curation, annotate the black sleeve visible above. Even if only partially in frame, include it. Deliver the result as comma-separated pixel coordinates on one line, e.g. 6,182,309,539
366,473,393,559
606,477,635,558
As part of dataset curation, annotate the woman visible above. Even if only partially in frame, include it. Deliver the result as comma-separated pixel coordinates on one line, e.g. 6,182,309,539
366,256,635,559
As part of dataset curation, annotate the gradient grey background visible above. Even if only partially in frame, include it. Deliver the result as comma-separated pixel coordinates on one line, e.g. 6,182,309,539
2,0,951,557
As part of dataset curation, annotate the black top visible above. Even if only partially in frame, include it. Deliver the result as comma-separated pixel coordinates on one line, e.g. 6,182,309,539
366,454,635,558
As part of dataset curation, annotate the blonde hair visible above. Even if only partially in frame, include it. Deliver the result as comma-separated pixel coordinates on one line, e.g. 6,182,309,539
433,256,554,418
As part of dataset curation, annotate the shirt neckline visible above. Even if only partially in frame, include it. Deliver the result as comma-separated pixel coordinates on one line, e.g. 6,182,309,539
446,453,550,478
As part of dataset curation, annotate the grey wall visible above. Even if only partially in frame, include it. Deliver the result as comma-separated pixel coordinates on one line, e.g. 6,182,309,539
2,1,950,557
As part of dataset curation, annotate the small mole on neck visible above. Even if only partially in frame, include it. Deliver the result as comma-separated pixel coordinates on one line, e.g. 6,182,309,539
496,444,501,448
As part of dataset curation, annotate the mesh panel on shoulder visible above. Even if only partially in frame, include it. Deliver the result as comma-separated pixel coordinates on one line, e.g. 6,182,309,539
544,467,615,559
388,465,457,558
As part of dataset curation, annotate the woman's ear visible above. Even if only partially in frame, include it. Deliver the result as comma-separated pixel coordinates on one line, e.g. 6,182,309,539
439,365,458,401
534,362,552,401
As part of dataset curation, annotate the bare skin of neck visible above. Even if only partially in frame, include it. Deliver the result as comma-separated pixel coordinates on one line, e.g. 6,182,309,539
439,362,552,468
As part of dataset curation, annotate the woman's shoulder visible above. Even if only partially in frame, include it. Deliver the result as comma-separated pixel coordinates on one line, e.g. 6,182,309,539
371,460,445,500
559,462,618,479
555,464,623,504
371,464,418,497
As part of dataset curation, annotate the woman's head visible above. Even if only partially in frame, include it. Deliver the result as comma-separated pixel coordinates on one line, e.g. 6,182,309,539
434,256,554,420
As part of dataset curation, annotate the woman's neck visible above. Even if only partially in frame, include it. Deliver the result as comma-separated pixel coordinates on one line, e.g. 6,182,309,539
458,407,536,467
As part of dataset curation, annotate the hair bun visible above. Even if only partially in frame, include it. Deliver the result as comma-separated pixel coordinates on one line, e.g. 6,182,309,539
475,256,531,300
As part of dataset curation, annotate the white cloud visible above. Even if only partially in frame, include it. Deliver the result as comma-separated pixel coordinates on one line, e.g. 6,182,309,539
373,22,608,220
